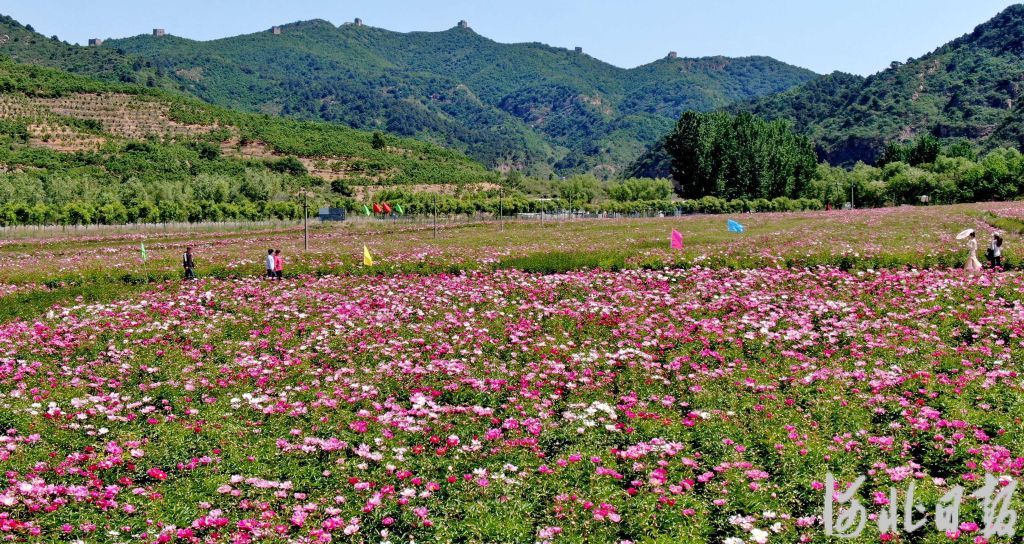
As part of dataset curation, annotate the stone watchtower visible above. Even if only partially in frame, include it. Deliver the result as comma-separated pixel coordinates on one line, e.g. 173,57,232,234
667,51,678,59
88,38,103,46
574,46,583,54
153,28,165,37
271,26,282,35
354,18,363,26
457,20,469,28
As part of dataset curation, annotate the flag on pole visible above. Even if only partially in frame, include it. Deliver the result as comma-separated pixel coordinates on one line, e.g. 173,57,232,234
381,202,392,214
363,245,374,266
395,203,404,215
670,229,684,250
363,205,371,216
372,203,383,215
140,242,148,262
727,219,745,233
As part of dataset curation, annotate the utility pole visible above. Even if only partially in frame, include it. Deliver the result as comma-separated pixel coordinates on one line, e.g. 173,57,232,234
851,183,855,209
433,193,437,239
296,190,313,251
499,186,504,231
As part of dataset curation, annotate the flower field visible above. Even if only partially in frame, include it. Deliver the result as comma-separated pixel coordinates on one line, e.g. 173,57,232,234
0,202,1018,288
3,205,1024,543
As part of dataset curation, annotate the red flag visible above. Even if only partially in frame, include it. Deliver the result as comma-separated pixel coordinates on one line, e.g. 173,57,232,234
382,202,392,214
670,229,684,250
372,203,382,214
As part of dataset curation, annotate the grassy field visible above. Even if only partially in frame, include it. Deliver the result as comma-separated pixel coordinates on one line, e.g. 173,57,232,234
3,203,1024,543
1,202,1019,284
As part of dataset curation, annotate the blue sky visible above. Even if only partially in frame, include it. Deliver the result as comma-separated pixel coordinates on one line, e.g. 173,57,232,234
3,1,1018,75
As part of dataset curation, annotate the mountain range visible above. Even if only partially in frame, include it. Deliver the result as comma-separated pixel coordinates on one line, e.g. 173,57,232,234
5,6,1024,181
633,3,1024,176
35,18,814,178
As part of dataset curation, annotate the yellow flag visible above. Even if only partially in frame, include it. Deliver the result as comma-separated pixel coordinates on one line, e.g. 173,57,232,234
363,245,374,266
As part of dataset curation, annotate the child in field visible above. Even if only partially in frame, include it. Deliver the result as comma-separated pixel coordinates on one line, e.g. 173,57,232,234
182,247,196,280
274,249,283,280
266,249,276,279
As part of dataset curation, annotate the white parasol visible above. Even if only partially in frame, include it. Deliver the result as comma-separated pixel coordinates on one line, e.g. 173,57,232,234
955,229,974,240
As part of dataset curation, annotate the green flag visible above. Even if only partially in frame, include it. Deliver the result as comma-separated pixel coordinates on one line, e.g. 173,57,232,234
395,204,404,215
363,205,371,216
140,242,148,263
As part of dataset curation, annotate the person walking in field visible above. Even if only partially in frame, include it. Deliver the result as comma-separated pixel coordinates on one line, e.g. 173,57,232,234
964,231,983,273
182,247,197,280
274,249,284,280
988,233,1004,269
266,249,276,279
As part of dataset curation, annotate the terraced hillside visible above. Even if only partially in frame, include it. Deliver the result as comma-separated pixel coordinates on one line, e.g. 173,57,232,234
0,57,498,224
0,92,220,152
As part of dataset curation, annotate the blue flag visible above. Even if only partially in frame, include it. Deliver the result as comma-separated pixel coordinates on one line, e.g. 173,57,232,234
727,219,745,233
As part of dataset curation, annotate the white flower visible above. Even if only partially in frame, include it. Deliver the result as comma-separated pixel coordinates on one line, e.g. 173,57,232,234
723,538,744,544
750,528,769,544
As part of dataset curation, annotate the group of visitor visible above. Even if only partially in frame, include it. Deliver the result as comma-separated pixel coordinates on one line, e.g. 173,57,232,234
963,230,1004,272
180,247,286,280
266,249,284,279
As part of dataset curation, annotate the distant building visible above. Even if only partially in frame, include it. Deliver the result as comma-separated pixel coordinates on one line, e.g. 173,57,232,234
153,28,165,37
457,20,469,28
667,51,678,59
354,18,363,26
88,38,103,46
574,46,583,54
271,26,282,35
318,208,347,222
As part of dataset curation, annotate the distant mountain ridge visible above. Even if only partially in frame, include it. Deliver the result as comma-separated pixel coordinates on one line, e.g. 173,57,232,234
0,14,177,89
729,3,1024,165
626,4,1024,177
77,18,817,177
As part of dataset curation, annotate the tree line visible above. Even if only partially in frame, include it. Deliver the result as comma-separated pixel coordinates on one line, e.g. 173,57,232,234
657,111,1024,207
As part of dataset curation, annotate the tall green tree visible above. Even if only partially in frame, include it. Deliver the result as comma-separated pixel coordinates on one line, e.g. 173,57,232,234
663,111,816,200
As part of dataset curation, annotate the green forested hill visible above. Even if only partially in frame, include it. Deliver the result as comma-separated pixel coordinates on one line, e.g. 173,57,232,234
0,14,178,89
88,19,816,177
0,55,497,224
723,4,1024,166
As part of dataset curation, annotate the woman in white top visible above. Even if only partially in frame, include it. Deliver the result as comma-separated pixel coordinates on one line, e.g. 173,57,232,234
965,231,983,273
988,233,1003,269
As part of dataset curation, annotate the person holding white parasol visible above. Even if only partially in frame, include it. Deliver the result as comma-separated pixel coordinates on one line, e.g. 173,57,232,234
957,229,983,273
